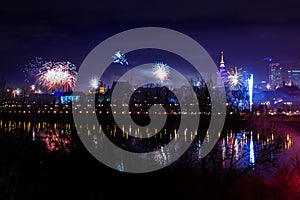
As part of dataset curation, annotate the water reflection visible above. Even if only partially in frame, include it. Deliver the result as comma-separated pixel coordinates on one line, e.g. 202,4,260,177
250,131,255,165
38,129,72,153
0,119,293,168
286,133,293,150
0,120,74,153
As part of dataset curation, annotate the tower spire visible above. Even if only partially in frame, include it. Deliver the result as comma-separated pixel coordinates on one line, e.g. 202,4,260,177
220,51,225,64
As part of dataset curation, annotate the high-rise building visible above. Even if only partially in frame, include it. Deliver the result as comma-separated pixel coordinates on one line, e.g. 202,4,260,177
269,62,282,89
219,51,228,79
287,68,300,87
216,51,228,88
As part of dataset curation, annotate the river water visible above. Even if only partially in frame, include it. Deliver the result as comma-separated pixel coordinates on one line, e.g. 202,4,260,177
0,116,295,174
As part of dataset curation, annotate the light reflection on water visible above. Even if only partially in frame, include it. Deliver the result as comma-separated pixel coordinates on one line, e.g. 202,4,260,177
0,120,294,171
250,132,255,165
0,120,73,153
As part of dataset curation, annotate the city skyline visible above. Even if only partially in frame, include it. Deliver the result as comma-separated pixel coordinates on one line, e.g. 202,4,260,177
2,1,300,198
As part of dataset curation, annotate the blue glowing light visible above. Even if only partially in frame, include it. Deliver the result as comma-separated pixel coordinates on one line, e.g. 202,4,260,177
60,95,80,104
169,98,178,104
248,74,253,112
249,131,255,165
263,57,272,62
112,50,128,65
117,162,124,173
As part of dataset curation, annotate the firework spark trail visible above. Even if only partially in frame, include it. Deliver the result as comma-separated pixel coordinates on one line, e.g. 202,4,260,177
152,62,170,83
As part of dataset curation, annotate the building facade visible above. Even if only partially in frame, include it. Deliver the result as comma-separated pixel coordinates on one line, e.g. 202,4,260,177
269,62,282,89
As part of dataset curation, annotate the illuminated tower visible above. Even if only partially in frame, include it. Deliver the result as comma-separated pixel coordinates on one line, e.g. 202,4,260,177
247,74,253,112
219,51,228,79
99,81,105,94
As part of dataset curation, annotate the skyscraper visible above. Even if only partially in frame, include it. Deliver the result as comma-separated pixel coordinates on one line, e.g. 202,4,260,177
288,68,300,87
269,62,282,89
219,51,228,79
216,51,228,88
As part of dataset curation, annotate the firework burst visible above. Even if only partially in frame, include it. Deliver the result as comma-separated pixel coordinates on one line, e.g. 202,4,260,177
89,76,100,90
227,67,243,89
152,62,170,83
37,61,77,92
112,50,128,65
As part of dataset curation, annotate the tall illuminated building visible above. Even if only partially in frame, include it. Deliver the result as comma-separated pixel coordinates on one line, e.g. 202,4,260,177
287,68,300,87
216,51,228,88
219,51,228,79
269,62,282,89
247,74,253,111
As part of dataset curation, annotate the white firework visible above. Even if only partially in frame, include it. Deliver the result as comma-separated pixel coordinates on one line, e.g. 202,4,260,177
89,76,100,90
227,67,243,90
152,62,170,83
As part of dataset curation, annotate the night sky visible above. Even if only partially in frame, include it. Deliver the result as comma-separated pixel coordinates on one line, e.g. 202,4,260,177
1,0,300,87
